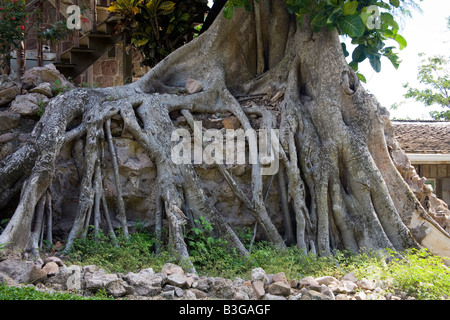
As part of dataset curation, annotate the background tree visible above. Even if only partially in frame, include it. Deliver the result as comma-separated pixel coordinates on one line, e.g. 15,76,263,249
108,0,209,67
0,0,26,75
402,53,450,120
0,0,449,271
398,16,450,121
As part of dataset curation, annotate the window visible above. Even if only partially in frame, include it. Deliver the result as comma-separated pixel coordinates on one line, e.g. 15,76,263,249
424,179,436,192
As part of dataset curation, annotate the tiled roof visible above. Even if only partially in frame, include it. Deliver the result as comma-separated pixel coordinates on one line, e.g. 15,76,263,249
391,121,450,154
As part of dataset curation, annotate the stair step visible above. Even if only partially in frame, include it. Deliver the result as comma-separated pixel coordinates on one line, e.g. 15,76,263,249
88,32,114,38
54,62,76,68
70,47,97,53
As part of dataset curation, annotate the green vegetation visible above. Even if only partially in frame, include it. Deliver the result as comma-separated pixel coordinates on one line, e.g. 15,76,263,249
402,53,450,120
0,284,112,300
62,217,449,300
68,226,171,273
108,0,209,67
223,0,420,81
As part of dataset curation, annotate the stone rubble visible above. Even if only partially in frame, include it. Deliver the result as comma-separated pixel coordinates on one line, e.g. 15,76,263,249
0,256,427,300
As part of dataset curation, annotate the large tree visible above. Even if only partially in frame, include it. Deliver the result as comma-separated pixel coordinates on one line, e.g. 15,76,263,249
0,0,449,270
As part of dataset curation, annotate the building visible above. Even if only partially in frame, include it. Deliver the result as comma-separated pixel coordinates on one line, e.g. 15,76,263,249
392,120,450,207
9,0,149,86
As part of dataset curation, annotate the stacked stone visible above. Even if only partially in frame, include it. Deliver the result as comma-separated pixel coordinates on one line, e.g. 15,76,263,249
0,256,425,300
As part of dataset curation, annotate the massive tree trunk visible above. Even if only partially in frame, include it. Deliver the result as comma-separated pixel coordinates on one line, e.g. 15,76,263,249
1,0,449,269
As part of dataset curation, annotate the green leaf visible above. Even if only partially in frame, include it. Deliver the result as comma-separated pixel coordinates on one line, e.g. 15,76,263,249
369,55,381,72
311,11,329,30
337,14,365,38
158,1,175,13
352,44,367,63
341,42,349,57
349,60,358,71
393,34,407,50
357,72,367,83
389,0,400,8
223,4,234,19
342,1,358,16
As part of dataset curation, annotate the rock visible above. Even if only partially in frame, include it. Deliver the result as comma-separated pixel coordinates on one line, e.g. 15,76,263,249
161,263,184,276
315,275,341,286
133,286,161,297
251,280,266,299
333,280,358,294
0,259,36,283
161,290,175,300
164,284,184,297
222,116,241,129
357,278,376,290
0,273,6,285
320,284,335,300
124,271,165,288
184,289,197,300
85,270,133,298
42,261,60,276
185,276,195,288
263,293,287,300
299,276,319,289
189,288,208,299
185,78,203,94
10,93,49,116
29,82,53,98
251,267,268,283
267,281,291,297
0,75,21,106
107,279,134,298
43,256,65,267
354,291,367,300
166,273,187,288
0,133,14,144
29,266,48,283
210,277,235,299
21,64,75,91
289,279,299,288
192,277,210,292
335,294,350,300
301,290,333,300
289,293,303,300
82,265,99,274
272,272,288,284
0,110,20,131
341,271,358,282
176,116,187,126
234,285,255,300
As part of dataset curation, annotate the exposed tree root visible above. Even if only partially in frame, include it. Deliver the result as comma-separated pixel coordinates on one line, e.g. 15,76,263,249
1,0,449,268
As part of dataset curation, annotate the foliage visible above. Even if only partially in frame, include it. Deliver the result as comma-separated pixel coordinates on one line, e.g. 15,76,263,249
224,0,419,80
184,216,248,277
0,284,111,300
0,0,26,72
64,221,449,299
38,21,73,45
108,0,209,67
402,54,450,120
68,227,170,273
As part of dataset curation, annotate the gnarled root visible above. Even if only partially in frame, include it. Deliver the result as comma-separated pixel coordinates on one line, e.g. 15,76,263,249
1,0,449,267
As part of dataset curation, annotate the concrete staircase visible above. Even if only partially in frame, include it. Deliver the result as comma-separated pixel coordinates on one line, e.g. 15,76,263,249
53,3,122,80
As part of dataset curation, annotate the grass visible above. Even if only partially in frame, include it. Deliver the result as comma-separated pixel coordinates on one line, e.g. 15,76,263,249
3,220,448,300
0,284,112,300
61,223,450,300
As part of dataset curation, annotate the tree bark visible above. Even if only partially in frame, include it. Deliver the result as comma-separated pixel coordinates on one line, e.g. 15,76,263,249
0,0,449,266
